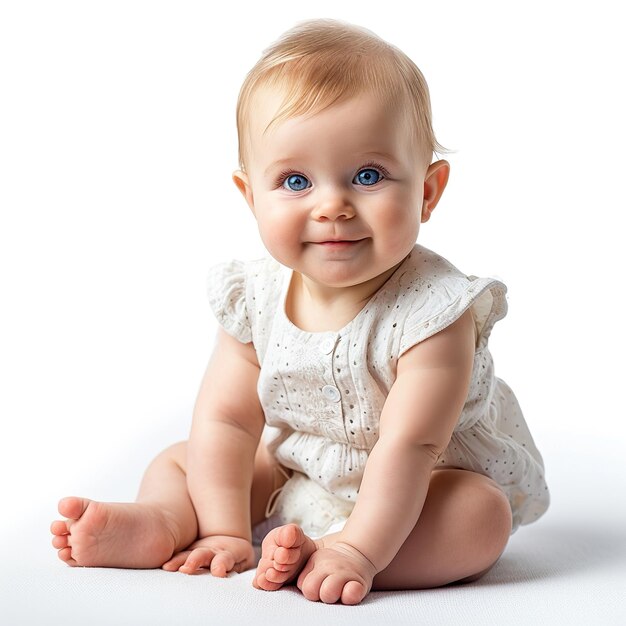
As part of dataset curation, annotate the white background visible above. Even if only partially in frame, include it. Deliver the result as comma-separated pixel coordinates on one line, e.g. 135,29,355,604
1,0,624,562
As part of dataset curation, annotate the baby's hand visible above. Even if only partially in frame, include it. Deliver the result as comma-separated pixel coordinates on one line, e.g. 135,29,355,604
162,535,256,577
296,541,378,605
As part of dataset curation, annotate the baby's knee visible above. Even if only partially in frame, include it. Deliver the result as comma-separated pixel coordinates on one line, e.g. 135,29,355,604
471,479,513,565
157,440,188,469
435,470,512,564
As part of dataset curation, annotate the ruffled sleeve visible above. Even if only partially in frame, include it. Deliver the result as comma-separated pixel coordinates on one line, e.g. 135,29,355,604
399,274,508,357
399,246,507,355
206,260,252,344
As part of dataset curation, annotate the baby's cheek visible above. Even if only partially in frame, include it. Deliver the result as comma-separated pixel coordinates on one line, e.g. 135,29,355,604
257,218,296,259
380,207,419,244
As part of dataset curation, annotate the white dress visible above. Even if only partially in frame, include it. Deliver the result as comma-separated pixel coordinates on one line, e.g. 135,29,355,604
207,244,549,540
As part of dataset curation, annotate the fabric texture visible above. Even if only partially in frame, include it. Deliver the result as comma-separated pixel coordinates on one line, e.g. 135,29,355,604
207,244,549,539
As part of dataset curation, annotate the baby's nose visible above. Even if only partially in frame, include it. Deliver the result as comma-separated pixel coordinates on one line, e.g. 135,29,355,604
311,188,356,221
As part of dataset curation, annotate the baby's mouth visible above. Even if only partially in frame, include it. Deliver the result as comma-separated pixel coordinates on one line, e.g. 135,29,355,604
314,238,366,245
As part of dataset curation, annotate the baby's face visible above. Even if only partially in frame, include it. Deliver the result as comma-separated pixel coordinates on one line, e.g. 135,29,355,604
234,87,438,289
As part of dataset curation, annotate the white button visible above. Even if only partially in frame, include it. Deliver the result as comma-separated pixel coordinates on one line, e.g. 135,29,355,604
319,338,335,354
322,385,341,402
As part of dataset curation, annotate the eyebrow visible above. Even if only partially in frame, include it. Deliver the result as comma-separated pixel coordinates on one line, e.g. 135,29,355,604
264,158,298,177
361,151,400,164
263,151,400,177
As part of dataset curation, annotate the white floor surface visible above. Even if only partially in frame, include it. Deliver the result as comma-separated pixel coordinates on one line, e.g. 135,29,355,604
2,431,625,626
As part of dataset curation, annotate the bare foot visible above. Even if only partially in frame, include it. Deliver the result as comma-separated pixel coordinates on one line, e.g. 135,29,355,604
50,497,180,568
253,523,320,591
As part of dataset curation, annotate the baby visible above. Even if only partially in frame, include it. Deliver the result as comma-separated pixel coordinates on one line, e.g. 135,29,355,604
50,18,549,605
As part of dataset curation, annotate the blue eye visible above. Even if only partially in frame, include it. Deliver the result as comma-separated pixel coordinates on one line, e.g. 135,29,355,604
283,173,310,191
355,168,382,186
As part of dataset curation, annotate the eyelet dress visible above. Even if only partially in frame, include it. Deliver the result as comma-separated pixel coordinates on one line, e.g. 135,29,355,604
206,244,550,542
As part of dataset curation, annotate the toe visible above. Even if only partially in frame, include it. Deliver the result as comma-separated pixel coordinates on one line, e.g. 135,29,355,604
271,560,294,572
277,523,302,549
254,571,282,591
57,547,77,566
259,533,277,560
50,520,69,536
52,534,69,549
264,567,292,584
58,497,90,520
273,545,301,567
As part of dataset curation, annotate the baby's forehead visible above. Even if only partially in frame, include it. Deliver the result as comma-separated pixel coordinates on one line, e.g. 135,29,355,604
243,84,427,169
247,87,288,136
249,86,405,139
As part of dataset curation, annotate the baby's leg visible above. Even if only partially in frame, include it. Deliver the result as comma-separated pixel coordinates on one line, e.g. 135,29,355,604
50,441,198,568
51,438,287,569
256,469,512,599
334,469,512,590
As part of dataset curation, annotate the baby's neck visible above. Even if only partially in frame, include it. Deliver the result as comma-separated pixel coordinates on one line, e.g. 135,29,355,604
285,263,401,333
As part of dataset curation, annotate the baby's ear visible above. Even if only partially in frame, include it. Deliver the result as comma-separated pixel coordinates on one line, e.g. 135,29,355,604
421,160,450,223
232,170,256,215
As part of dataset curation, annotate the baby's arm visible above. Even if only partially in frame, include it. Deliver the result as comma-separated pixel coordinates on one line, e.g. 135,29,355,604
332,309,476,573
187,327,265,543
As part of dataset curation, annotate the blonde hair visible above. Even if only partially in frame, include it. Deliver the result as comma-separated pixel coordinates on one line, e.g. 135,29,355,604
235,18,445,172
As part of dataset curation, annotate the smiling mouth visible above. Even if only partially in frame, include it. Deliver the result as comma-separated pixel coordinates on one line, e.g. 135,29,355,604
315,239,366,245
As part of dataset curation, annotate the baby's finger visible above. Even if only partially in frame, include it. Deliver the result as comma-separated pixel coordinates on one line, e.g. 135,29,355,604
180,547,216,574
318,573,347,604
296,556,315,590
210,550,235,577
341,580,368,605
298,568,325,603
161,551,191,572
